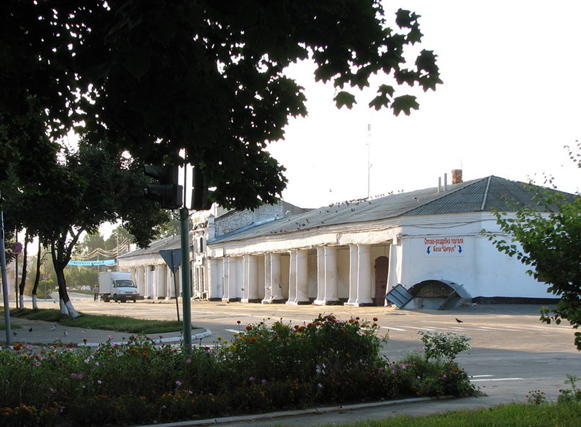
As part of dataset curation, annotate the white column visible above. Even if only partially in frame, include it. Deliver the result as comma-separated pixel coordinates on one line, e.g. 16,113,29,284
244,255,259,302
156,264,167,299
166,267,174,299
222,258,231,301
241,256,249,301
234,257,243,301
201,265,208,299
346,244,358,305
192,266,199,299
286,250,297,304
208,258,221,300
145,266,153,299
296,249,309,304
356,244,373,305
270,253,282,302
324,246,338,303
136,266,145,297
387,241,399,291
314,247,325,304
262,254,272,303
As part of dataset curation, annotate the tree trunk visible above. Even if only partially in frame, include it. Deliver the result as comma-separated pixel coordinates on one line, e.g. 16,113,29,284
18,232,29,309
55,266,79,317
52,242,80,318
32,241,42,310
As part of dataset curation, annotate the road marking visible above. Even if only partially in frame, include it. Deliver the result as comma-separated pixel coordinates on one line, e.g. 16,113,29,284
471,375,494,378
380,326,407,331
471,377,524,382
225,329,240,334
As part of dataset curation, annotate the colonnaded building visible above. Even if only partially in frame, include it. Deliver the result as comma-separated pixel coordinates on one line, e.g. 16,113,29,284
118,173,562,309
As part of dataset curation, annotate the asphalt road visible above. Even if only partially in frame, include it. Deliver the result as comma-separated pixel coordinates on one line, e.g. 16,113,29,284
26,294,581,411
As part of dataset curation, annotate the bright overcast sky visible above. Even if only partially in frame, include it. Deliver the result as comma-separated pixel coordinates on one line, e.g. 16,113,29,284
267,0,581,209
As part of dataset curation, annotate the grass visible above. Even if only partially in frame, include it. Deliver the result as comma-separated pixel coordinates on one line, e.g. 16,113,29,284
331,402,581,427
1,308,186,334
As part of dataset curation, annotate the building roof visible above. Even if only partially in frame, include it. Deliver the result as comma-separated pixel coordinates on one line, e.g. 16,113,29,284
118,234,181,260
210,176,565,244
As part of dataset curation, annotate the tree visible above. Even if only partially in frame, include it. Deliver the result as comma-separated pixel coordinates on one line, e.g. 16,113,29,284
2,139,170,316
488,145,581,350
2,1,441,210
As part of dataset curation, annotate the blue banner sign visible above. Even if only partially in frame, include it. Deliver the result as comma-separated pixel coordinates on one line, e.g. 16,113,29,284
68,259,116,266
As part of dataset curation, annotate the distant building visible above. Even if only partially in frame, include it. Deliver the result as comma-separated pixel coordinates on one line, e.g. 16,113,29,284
119,174,564,308
117,201,308,300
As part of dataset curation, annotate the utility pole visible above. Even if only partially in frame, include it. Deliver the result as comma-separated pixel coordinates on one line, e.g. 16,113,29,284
0,191,13,345
180,206,192,353
180,159,192,353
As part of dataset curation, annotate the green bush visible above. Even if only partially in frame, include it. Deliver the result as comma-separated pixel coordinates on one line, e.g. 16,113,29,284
558,375,581,404
417,330,471,362
0,316,477,426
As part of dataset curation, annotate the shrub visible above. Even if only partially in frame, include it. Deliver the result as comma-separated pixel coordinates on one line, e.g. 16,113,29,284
392,354,476,397
0,316,477,425
417,330,471,362
558,375,581,404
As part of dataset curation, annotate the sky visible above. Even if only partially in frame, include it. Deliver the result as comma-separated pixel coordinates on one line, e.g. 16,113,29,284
267,0,581,209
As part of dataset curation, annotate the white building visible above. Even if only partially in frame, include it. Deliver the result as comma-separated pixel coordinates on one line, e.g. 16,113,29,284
119,174,561,309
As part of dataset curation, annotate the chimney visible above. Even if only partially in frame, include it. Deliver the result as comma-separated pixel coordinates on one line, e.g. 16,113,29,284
452,169,463,184
444,173,448,191
437,177,442,193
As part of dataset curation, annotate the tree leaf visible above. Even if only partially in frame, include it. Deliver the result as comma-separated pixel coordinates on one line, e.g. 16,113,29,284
392,95,419,116
334,91,356,109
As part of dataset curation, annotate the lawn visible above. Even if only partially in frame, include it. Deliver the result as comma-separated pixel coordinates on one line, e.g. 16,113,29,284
2,308,185,334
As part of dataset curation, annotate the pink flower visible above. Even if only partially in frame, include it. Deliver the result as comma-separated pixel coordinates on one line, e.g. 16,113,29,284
176,380,182,386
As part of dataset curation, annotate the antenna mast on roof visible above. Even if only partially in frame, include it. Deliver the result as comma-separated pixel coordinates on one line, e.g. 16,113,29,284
367,123,372,198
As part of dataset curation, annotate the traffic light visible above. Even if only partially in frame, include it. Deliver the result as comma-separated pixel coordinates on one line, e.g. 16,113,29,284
191,166,212,210
143,165,183,209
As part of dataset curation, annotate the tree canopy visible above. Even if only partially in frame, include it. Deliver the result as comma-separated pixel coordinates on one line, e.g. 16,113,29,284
1,139,170,315
2,0,441,210
488,147,581,350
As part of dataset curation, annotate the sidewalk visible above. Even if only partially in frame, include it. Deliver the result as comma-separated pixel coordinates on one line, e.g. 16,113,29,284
2,317,210,348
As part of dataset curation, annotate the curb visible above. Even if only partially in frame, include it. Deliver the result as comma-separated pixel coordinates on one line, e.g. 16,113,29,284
78,329,213,348
138,396,439,427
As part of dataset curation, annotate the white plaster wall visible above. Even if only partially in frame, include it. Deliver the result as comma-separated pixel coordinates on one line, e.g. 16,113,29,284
336,247,350,300
280,254,290,299
472,236,550,298
307,250,318,300
257,256,265,300
397,212,551,299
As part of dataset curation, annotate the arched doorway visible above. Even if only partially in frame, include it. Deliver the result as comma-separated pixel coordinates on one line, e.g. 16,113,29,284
374,256,388,306
406,280,471,309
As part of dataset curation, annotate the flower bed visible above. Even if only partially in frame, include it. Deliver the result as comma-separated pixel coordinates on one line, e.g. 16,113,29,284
0,315,476,426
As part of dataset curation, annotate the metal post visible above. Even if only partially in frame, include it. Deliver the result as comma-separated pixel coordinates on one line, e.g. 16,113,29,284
171,251,180,322
180,207,192,353
0,192,13,345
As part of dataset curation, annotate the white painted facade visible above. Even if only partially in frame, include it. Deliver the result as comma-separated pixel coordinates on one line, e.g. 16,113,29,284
206,210,549,307
118,176,559,308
